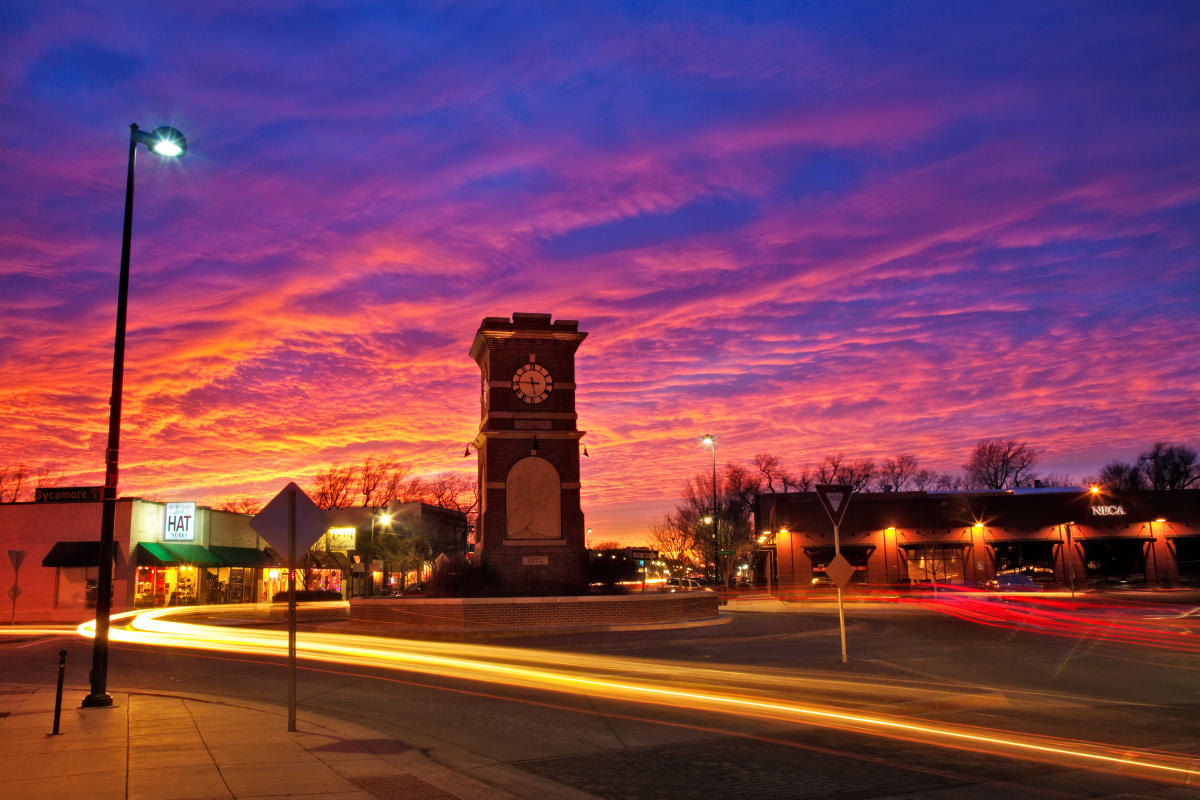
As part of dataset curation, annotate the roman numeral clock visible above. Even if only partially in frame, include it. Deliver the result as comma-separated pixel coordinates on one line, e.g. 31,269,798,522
469,313,588,593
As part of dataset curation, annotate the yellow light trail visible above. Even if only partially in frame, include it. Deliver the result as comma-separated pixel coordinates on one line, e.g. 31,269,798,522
73,606,1199,785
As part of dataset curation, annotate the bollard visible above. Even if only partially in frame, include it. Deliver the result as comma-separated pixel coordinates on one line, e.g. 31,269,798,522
50,649,67,735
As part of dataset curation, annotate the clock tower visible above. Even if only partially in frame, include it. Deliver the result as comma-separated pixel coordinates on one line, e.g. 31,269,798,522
469,313,588,594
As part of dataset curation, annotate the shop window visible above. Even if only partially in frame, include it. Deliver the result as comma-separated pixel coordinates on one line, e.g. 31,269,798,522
1081,539,1146,585
903,545,965,584
992,541,1056,583
1173,538,1200,584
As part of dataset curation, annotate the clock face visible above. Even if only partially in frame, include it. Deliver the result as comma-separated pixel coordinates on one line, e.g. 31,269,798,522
512,362,553,404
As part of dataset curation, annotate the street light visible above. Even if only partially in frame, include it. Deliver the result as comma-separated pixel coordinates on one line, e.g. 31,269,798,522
367,509,392,597
84,124,186,710
701,434,717,585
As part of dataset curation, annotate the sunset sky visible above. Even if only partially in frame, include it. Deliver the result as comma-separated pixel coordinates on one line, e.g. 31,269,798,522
1,2,1197,543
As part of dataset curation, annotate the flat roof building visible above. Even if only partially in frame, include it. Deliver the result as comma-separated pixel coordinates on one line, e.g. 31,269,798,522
755,489,1200,591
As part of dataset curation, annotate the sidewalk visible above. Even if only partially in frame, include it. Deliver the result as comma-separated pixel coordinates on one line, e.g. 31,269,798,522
0,684,596,800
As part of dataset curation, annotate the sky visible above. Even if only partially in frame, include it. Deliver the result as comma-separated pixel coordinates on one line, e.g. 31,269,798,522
1,1,1197,544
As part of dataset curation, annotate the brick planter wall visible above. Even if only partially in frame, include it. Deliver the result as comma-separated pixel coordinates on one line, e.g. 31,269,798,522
348,590,720,634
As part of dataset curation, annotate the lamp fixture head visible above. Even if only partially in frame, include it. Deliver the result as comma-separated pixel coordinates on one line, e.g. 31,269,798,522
136,125,187,158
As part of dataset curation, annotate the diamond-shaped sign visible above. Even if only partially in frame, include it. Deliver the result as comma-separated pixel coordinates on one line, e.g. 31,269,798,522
250,483,328,558
815,484,853,527
7,584,21,602
824,553,856,588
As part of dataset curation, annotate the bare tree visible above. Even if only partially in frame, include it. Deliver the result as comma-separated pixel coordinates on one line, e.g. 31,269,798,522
648,518,697,568
216,497,264,515
815,453,846,485
782,469,813,492
963,439,1040,490
813,453,874,491
911,468,938,491
934,472,962,490
845,458,876,492
589,540,623,552
1098,460,1146,492
310,464,356,510
1138,442,1199,490
876,455,919,492
753,453,791,493
358,457,406,506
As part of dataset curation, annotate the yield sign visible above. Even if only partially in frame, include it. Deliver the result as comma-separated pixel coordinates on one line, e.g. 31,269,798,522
815,484,853,527
250,482,328,557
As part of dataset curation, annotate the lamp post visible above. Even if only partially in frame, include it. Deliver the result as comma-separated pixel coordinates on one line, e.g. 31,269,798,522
701,434,717,585
83,124,186,710
367,509,392,597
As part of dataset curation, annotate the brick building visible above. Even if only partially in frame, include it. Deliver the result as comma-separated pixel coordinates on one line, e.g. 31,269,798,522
755,489,1200,590
0,497,272,623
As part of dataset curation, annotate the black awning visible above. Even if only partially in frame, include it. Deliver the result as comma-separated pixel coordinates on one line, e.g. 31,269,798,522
899,542,969,550
209,546,275,567
42,541,107,568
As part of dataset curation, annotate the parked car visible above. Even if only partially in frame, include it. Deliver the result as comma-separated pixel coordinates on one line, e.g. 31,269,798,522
984,573,1041,593
665,577,700,592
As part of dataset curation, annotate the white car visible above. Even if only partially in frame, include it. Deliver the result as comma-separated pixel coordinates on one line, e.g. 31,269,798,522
665,578,700,591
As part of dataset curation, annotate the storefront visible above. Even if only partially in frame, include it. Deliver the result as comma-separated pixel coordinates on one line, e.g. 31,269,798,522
133,543,279,607
0,496,280,622
757,489,1200,590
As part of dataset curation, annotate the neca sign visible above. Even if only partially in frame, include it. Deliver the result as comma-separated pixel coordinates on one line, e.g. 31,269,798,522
1091,505,1127,517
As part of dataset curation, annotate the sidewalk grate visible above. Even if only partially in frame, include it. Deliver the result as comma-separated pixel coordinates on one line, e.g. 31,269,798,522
350,774,462,800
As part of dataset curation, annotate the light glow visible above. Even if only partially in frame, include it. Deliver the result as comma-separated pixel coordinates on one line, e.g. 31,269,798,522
67,605,1200,786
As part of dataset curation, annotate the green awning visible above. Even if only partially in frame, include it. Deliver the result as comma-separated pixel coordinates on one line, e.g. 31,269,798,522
136,542,176,566
43,541,112,568
163,543,223,565
209,546,275,567
135,542,223,566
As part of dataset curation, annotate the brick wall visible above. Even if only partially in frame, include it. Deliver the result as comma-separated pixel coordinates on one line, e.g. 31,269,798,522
349,591,720,632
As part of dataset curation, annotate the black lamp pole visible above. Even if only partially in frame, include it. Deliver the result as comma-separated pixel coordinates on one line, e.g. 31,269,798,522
703,434,718,585
83,123,185,709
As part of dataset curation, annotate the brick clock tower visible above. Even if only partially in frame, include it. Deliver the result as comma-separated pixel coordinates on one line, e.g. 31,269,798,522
469,313,588,594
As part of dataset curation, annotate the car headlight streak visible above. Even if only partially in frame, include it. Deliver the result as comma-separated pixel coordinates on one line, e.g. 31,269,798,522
73,606,1198,785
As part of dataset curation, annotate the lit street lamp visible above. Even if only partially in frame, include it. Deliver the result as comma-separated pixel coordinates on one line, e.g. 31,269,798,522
84,124,187,709
701,434,717,585
368,509,392,597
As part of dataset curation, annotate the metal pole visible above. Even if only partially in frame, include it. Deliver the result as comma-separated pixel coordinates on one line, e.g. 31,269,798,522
288,488,297,732
711,439,718,586
834,521,847,664
51,649,67,735
84,124,139,709
1065,523,1076,608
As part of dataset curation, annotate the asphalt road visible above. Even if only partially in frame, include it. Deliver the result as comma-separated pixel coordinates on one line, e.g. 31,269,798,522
4,598,1199,799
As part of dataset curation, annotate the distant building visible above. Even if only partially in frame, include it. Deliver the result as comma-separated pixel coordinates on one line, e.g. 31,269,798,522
323,501,469,595
755,489,1199,589
0,496,469,622
0,497,275,623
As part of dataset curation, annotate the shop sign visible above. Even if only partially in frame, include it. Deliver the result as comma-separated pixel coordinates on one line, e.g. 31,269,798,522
326,527,356,547
1090,505,1127,517
164,502,197,540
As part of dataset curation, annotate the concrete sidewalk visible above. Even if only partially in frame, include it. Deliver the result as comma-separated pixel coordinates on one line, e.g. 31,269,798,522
0,684,595,800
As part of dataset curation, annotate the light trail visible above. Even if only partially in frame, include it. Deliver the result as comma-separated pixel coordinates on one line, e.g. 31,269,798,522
72,605,1200,785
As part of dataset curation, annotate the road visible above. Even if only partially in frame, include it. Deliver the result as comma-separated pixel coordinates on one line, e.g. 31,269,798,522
4,595,1199,799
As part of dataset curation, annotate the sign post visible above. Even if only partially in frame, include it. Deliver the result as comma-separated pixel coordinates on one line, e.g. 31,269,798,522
251,483,327,732
8,550,25,626
815,484,854,664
